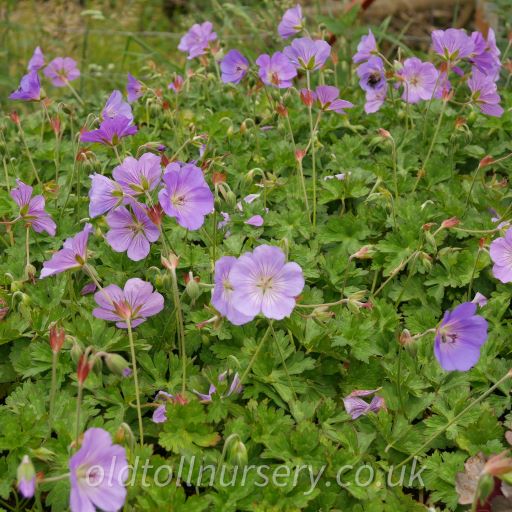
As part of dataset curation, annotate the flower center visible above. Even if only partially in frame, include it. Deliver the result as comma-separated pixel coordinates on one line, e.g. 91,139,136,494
367,72,382,88
257,276,273,292
172,195,185,207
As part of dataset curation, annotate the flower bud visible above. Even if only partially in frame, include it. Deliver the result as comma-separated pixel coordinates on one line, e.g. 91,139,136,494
161,252,179,271
483,452,512,477
440,217,460,229
225,190,237,209
227,439,248,467
70,340,83,364
479,155,494,168
105,353,132,377
114,422,135,450
185,272,201,301
146,204,164,226
49,324,66,353
295,149,306,163
77,354,92,385
378,128,391,139
212,172,226,185
31,447,55,462
276,103,288,117
351,245,374,260
399,329,413,346
10,111,20,125
17,455,36,499
300,88,315,107
24,263,36,281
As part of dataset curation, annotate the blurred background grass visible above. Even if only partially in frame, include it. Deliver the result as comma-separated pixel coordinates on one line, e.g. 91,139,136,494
0,0,511,110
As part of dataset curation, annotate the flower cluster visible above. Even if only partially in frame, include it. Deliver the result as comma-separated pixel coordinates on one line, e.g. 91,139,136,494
9,47,80,102
352,27,503,116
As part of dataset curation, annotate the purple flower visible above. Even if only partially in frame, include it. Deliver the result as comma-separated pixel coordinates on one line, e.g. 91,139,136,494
178,21,217,59
9,71,41,101
11,179,56,236
88,174,124,218
353,30,377,63
434,302,488,371
152,405,167,423
397,57,439,104
28,47,45,71
158,162,214,230
80,116,138,146
221,50,249,84
194,383,217,402
17,455,36,499
255,52,297,88
314,85,353,114
126,73,143,103
343,389,385,420
43,57,80,87
283,37,331,71
472,292,487,308
93,278,164,329
467,68,503,117
364,86,387,114
69,428,128,512
230,245,305,320
431,29,474,63
278,5,304,39
102,90,133,121
80,282,97,296
212,256,255,325
245,215,264,227
40,224,92,278
490,228,512,282
113,153,162,197
106,204,160,261
225,372,242,396
357,56,386,93
470,29,501,78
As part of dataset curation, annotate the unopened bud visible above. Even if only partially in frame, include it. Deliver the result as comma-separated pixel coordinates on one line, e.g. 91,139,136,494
10,111,20,124
276,103,288,117
146,204,164,226
105,353,132,377
77,354,93,385
399,329,412,346
351,245,373,260
17,455,36,499
295,149,306,163
225,190,237,209
0,298,9,321
441,217,460,229
483,451,512,477
161,252,179,271
185,272,201,300
422,223,435,231
212,172,226,185
49,324,66,353
114,422,135,450
70,341,83,364
50,116,61,135
378,128,391,139
227,439,248,467
479,155,494,168
300,88,315,107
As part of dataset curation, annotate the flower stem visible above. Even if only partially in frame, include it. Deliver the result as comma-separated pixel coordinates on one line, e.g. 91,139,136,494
463,161,484,214
306,71,317,228
413,99,447,192
112,145,123,165
75,383,83,448
48,351,58,433
239,322,273,386
170,268,187,395
126,319,144,447
65,80,85,106
17,121,41,186
395,369,512,469
25,226,30,269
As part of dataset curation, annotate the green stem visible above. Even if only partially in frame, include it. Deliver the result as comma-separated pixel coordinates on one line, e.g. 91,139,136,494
239,322,273,385
113,145,123,165
463,161,483,213
75,384,83,448
170,268,187,394
395,369,512,469
25,226,30,268
65,80,85,106
18,121,41,186
397,346,405,415
306,71,317,228
391,138,398,201
127,319,144,446
413,100,447,192
48,351,58,433
270,323,297,402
